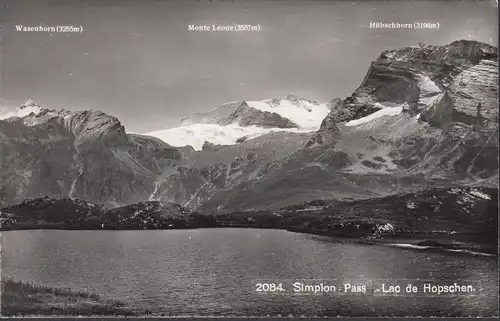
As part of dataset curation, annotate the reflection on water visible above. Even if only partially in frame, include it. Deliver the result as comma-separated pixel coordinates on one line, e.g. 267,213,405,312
2,229,498,317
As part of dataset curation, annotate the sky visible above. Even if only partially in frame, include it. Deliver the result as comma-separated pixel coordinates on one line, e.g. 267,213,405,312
1,0,498,133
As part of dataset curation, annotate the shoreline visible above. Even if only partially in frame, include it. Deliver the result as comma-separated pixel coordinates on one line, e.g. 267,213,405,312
1,278,147,316
286,227,498,256
2,225,497,257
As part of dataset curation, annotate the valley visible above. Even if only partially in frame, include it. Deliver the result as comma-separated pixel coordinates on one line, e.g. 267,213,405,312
1,40,498,256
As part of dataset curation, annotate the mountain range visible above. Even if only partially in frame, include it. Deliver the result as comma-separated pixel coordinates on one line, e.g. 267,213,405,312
144,93,331,150
0,40,498,218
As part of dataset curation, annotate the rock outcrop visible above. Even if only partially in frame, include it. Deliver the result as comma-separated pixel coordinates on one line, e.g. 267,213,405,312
179,100,298,128
218,101,298,128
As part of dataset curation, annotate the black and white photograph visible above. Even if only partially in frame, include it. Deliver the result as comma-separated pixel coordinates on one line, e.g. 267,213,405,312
0,0,498,317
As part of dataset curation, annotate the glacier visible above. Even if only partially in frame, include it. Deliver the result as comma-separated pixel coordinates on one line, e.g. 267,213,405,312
145,123,311,151
144,95,330,150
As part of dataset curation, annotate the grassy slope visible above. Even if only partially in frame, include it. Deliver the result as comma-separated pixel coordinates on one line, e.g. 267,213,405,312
1,278,147,316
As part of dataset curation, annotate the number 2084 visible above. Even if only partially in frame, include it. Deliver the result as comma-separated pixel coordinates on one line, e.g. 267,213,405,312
255,283,285,292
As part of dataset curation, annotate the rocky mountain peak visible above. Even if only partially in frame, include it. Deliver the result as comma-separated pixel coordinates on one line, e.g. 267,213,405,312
0,99,46,120
0,99,184,207
1,100,131,154
379,40,498,70
271,93,319,106
311,40,498,144
283,93,303,101
20,98,40,109
447,39,497,54
64,110,128,149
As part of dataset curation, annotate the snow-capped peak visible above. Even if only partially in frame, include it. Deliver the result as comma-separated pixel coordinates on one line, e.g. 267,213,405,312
19,99,44,113
280,93,307,103
0,99,45,120
271,93,320,107
144,94,331,150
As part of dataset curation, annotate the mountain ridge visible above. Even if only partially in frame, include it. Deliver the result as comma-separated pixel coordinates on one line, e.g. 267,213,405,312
0,40,497,212
0,102,182,207
146,94,332,150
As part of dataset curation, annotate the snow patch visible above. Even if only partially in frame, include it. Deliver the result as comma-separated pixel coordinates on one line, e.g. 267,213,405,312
246,98,330,130
406,201,417,209
418,91,444,107
445,249,495,257
448,188,463,195
374,223,395,236
417,75,442,95
384,51,396,59
388,243,431,250
468,189,491,200
448,188,491,201
145,123,311,151
384,50,408,62
416,75,443,109
296,206,324,212
345,104,405,127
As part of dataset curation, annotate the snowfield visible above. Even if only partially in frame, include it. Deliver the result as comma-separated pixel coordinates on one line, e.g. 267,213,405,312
345,103,405,127
145,123,311,151
246,98,330,130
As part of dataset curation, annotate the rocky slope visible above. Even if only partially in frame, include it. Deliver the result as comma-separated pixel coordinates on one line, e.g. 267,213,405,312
0,101,182,207
179,100,298,128
0,197,213,230
148,131,312,209
278,186,497,237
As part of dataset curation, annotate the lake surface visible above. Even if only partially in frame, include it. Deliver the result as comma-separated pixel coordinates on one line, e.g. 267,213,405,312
1,229,498,317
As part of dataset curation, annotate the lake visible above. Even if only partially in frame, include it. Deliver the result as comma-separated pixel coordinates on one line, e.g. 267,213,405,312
1,229,498,317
